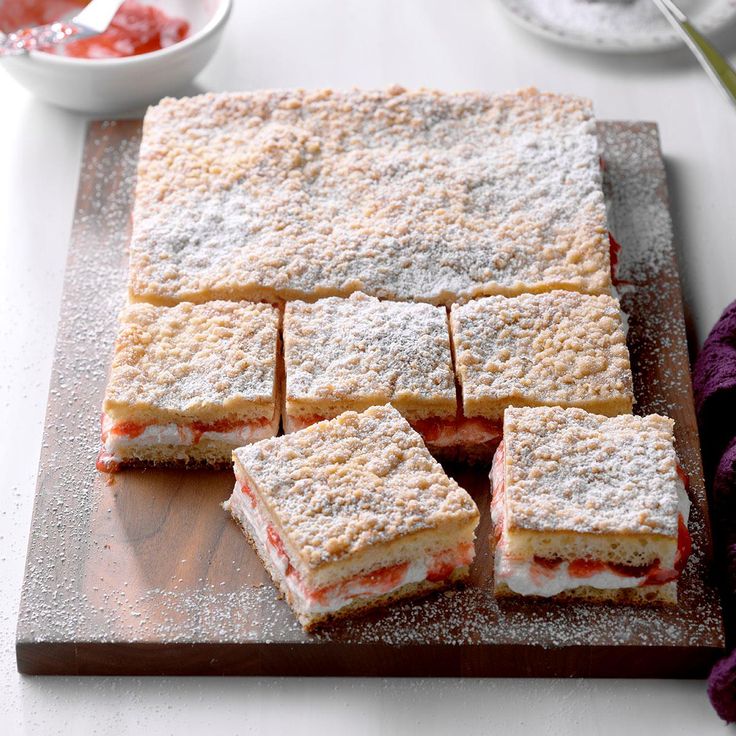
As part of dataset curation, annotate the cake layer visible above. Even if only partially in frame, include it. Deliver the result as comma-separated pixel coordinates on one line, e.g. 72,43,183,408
103,300,280,424
98,440,238,472
128,87,612,306
493,580,677,606
284,293,456,422
450,290,633,421
231,405,480,589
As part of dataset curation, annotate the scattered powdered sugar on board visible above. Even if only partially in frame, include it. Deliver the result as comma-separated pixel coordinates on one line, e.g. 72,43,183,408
601,122,674,282
16,121,135,649
15,120,724,675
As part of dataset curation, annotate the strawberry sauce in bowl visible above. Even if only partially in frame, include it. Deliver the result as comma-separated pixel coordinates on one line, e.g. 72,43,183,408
1,0,190,59
0,0,231,113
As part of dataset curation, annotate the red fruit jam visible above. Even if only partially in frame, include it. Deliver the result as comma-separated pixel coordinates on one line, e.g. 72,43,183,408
0,1,189,59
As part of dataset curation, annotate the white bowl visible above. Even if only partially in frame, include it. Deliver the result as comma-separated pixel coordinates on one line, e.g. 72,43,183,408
1,0,231,114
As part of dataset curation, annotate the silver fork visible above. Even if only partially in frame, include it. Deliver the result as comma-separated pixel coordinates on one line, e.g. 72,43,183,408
0,0,125,58
652,0,736,109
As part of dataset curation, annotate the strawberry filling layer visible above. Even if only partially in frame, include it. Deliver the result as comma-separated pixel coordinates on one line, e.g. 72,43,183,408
96,412,276,472
411,413,501,448
609,231,622,284
229,478,475,615
286,410,501,450
490,442,692,597
609,230,634,290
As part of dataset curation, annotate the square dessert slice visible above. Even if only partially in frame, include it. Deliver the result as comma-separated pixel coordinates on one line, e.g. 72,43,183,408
128,87,611,307
97,300,280,472
491,407,692,604
282,292,473,458
225,404,480,630
450,290,634,456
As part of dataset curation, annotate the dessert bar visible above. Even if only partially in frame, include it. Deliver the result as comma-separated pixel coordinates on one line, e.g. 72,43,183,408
282,292,467,457
129,87,612,306
450,290,634,454
491,406,692,604
225,405,480,630
97,300,280,471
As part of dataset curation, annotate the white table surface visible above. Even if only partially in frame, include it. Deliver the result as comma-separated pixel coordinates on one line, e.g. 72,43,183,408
1,1,735,733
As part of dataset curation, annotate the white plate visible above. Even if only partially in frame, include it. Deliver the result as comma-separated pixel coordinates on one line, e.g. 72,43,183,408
497,0,736,53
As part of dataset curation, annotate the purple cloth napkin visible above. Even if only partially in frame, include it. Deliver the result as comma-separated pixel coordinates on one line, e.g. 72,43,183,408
693,300,736,722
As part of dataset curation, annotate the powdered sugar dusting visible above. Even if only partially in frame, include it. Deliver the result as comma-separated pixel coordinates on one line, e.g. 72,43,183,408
128,88,612,306
601,123,673,283
104,300,279,422
16,121,137,651
451,290,633,419
284,292,456,419
503,407,679,536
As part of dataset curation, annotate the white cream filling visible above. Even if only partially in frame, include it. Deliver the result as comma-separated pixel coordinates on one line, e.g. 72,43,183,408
492,456,691,597
425,419,502,448
495,554,650,597
282,414,316,434
675,474,691,525
227,480,447,615
102,413,274,456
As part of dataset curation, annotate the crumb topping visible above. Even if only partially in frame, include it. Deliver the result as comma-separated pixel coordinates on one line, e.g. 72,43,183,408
284,292,456,415
103,301,279,421
129,87,611,305
502,406,680,537
451,290,633,413
233,405,479,568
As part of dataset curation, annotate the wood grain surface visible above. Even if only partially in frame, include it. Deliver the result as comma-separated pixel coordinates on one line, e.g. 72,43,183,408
15,120,725,677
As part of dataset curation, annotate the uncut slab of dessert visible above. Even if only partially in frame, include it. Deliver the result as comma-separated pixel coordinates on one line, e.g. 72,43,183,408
97,86,692,630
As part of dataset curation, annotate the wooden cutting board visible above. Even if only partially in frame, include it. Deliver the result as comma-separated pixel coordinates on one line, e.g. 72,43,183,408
15,120,725,676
